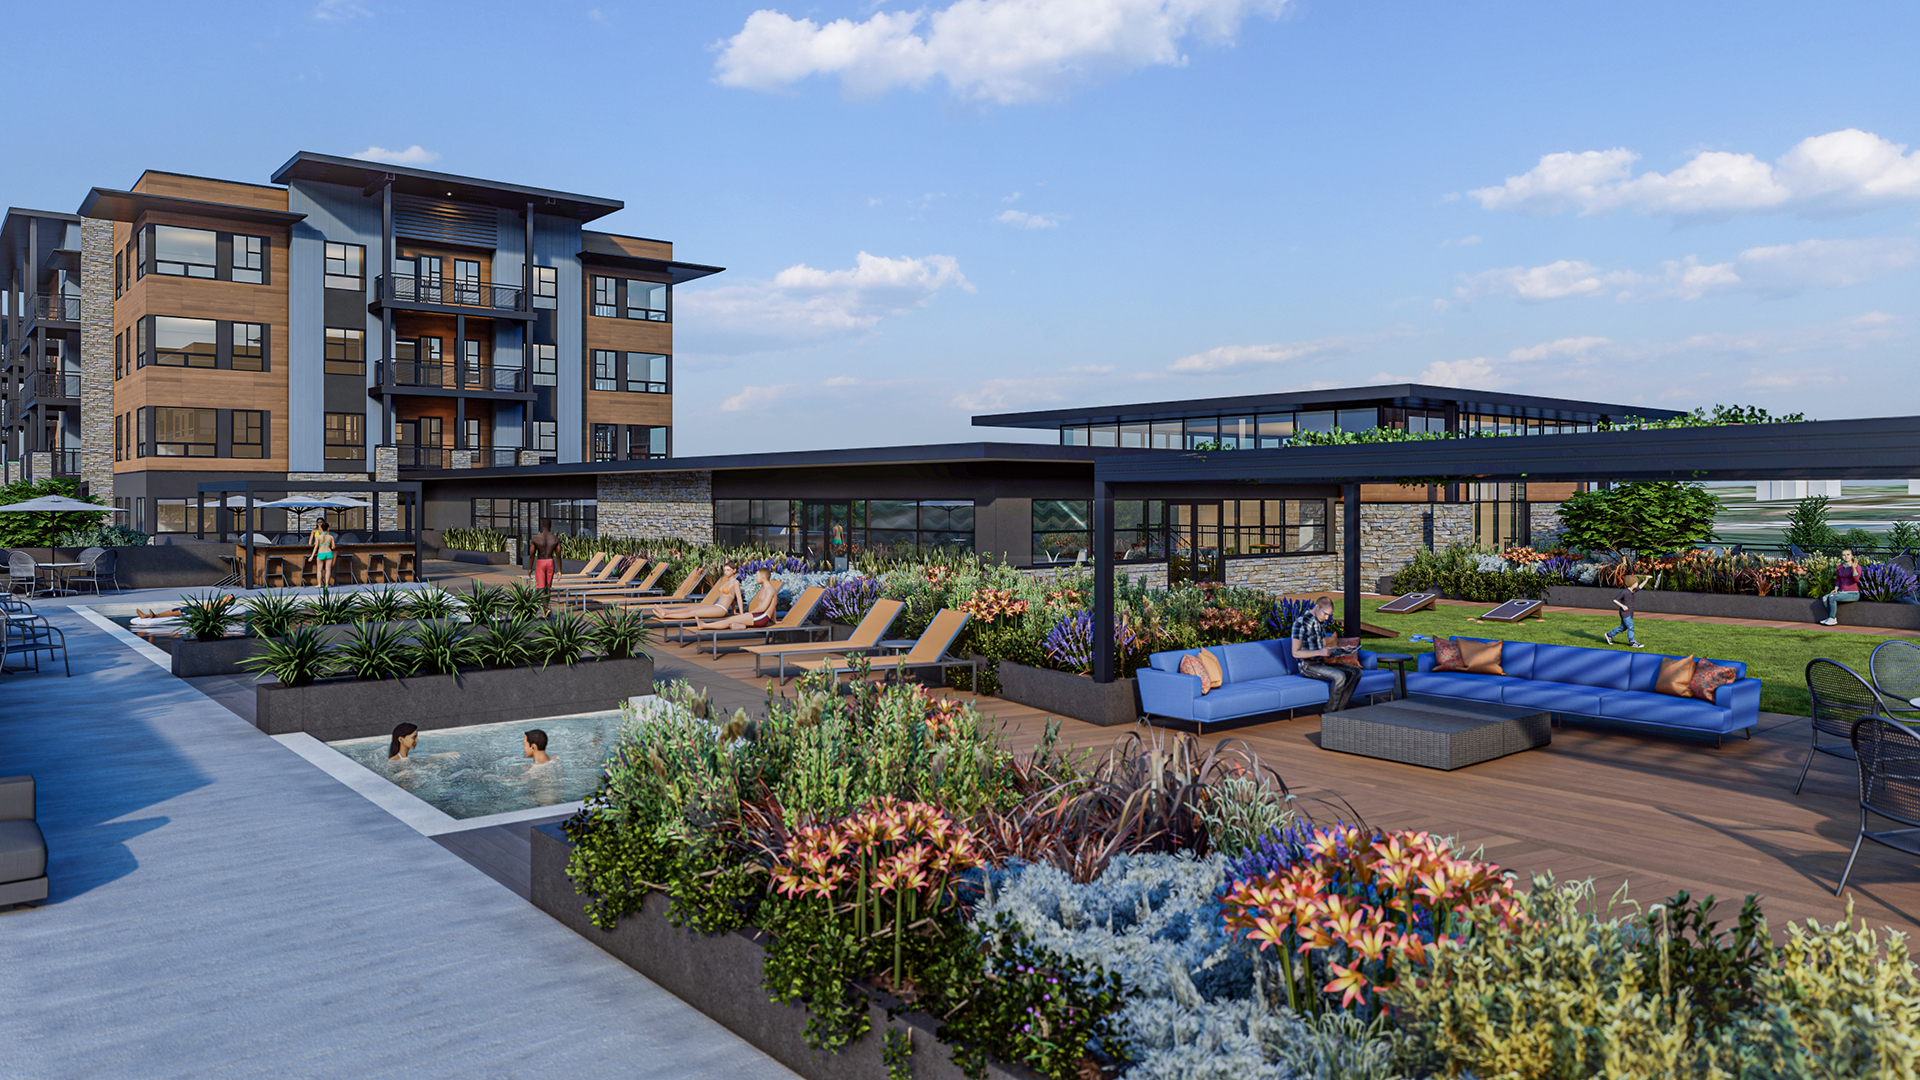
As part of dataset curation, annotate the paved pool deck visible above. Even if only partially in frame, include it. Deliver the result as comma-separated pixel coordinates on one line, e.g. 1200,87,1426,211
0,588,798,1080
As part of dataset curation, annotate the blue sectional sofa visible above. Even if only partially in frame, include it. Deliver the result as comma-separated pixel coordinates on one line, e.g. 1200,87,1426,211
1137,639,1399,727
1405,639,1762,743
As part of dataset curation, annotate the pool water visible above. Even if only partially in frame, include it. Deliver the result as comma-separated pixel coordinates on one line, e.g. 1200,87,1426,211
327,712,625,819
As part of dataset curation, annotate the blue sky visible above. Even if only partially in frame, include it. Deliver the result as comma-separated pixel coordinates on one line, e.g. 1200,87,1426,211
19,1,1920,454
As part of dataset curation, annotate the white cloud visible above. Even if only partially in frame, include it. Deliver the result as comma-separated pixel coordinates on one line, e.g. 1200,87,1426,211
721,384,792,412
714,0,1290,104
350,144,439,166
1419,337,1610,389
1419,356,1503,388
1167,337,1352,374
1440,235,1481,247
1469,129,1920,218
1457,236,1917,303
675,251,971,355
314,0,371,20
823,375,862,387
995,209,1058,229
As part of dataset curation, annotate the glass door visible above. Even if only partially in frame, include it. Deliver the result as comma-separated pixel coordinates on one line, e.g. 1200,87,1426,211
1165,502,1224,585
802,501,857,569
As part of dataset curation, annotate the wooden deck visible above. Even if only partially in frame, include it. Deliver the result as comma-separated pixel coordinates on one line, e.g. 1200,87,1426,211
657,636,1920,938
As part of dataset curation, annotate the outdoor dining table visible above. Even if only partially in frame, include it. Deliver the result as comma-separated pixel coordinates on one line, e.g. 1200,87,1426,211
34,562,84,597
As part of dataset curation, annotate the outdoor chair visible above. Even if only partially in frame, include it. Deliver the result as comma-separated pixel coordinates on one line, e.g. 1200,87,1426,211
681,586,830,656
591,564,690,608
746,599,906,683
1836,714,1920,894
1798,658,1901,794
655,576,776,636
8,551,37,596
791,608,979,689
396,552,417,582
1870,640,1920,712
558,557,647,598
364,553,394,584
263,554,301,589
2,609,70,676
552,553,611,583
68,549,119,595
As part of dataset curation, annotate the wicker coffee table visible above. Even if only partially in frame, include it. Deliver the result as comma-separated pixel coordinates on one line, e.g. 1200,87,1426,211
1320,695,1551,770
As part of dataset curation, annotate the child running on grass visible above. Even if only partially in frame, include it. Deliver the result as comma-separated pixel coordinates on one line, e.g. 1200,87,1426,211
1605,574,1647,647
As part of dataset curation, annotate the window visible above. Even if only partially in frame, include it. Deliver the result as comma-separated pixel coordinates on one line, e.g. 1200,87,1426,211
470,498,598,537
155,499,191,535
624,425,668,459
1284,499,1329,553
152,226,217,278
591,275,617,317
325,328,365,376
231,235,266,284
324,242,365,291
135,410,147,458
325,412,365,460
115,252,123,298
454,259,482,305
231,410,265,458
115,332,124,380
624,352,669,394
136,229,149,278
532,266,557,308
591,349,618,392
530,344,557,386
115,413,124,461
530,421,558,453
592,423,618,462
715,499,973,557
148,406,217,457
231,323,265,371
152,316,217,368
1032,500,1091,563
625,280,668,321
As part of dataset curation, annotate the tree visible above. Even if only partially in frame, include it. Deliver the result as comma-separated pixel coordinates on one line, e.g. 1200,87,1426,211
0,476,106,548
1555,481,1719,555
1782,496,1841,553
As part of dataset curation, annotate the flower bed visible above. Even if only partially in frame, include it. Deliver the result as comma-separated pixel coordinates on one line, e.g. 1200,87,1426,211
1395,543,1920,604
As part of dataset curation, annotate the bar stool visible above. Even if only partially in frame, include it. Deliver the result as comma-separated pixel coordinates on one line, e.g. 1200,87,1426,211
365,554,393,584
396,553,417,583
332,553,362,588
264,555,299,589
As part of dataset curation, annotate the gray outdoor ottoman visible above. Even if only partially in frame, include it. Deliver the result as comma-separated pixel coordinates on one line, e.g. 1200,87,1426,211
1320,695,1551,770
0,775,48,907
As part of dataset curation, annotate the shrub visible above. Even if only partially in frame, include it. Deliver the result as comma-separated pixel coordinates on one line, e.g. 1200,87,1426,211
355,586,410,623
55,524,149,548
441,526,510,552
532,610,595,666
404,587,458,620
406,619,468,675
503,580,547,621
304,591,361,626
334,620,415,680
466,616,536,669
243,591,302,639
1890,520,1920,554
176,592,241,641
1859,560,1919,602
1784,495,1841,552
590,606,652,660
240,625,335,686
461,582,509,623
819,575,883,623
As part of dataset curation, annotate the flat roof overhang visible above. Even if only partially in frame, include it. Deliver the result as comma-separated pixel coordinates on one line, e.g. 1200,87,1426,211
78,189,307,228
401,441,1134,480
577,249,726,285
271,152,623,223
975,382,1690,430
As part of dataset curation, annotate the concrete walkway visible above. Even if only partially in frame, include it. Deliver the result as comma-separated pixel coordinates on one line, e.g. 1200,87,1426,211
0,594,798,1080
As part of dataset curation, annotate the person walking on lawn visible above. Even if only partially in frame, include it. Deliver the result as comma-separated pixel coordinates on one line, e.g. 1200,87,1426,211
1605,574,1646,647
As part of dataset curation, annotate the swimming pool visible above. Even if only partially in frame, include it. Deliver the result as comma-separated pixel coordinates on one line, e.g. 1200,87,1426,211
327,712,625,819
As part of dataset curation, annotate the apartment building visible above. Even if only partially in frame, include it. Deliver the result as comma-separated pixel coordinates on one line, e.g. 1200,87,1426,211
40,152,717,534
1,208,94,485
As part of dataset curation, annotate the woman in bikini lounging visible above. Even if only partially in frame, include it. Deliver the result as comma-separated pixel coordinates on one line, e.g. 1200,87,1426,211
651,562,743,621
691,569,782,631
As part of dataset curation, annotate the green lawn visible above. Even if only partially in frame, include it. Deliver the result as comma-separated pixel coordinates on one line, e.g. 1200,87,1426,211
1335,598,1908,717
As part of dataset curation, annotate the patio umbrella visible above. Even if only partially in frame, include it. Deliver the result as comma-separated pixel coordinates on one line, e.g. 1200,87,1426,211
0,495,126,513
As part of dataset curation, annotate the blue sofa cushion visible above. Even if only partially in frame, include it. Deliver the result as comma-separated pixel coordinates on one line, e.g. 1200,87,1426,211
1596,690,1730,731
1355,669,1397,699
1404,672,1511,702
1531,644,1635,690
1500,680,1607,715
1189,682,1289,721
1217,640,1293,683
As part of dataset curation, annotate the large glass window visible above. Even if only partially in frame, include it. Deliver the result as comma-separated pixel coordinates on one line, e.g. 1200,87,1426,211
1335,408,1378,432
592,424,617,462
591,350,618,391
325,328,365,376
625,425,668,459
532,266,557,308
149,406,217,456
231,410,265,458
325,412,364,459
625,280,668,321
137,229,149,278
231,235,266,284
324,242,365,291
136,409,148,458
153,316,217,368
1285,499,1329,553
530,344,557,386
712,499,973,558
152,226,216,278
1255,413,1295,447
454,259,482,305
591,276,617,317
231,323,265,371
530,421,558,452
1032,500,1091,563
625,352,668,393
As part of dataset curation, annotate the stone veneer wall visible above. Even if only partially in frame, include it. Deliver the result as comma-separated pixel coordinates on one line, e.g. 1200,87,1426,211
1529,502,1567,548
374,446,399,531
79,218,116,502
598,471,714,543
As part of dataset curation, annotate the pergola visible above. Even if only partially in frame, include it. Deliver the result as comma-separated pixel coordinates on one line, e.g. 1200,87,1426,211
194,480,426,590
1088,415,1920,683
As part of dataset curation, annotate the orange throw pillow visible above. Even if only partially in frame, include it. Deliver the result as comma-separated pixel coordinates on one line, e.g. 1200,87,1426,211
1327,636,1363,668
1656,655,1698,697
1458,639,1504,675
1689,660,1739,702
1198,648,1224,691
1432,638,1468,672
1180,652,1223,695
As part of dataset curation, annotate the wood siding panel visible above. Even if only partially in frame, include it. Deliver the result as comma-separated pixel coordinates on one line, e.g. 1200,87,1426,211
131,172,289,211
582,232,671,261
1527,482,1582,502
584,391,672,427
582,316,671,354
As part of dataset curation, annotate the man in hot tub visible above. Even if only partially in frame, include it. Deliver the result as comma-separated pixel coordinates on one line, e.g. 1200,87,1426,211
523,729,554,766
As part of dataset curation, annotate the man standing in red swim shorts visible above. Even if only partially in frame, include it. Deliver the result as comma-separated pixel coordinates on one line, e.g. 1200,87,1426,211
530,518,561,597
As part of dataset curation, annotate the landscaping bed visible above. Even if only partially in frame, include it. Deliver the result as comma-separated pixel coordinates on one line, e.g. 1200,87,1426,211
439,547,514,565
164,619,427,677
255,655,654,740
1545,584,1920,629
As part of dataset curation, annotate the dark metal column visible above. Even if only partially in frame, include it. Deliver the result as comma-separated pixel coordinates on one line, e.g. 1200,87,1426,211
1092,479,1115,684
381,180,395,445
1343,482,1362,638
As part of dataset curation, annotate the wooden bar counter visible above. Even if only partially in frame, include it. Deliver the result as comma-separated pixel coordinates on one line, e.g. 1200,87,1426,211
235,544,419,588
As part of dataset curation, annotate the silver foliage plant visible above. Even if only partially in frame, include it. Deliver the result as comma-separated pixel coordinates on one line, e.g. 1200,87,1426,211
973,854,1403,1080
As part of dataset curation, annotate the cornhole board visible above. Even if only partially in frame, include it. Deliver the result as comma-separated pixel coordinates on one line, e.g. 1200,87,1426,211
1480,598,1545,623
1377,592,1439,614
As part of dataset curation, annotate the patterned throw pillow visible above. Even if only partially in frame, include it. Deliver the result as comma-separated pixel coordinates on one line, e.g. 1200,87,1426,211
1179,654,1215,695
1689,660,1739,702
1327,636,1363,668
1432,638,1468,672
1459,639,1504,675
1198,648,1224,691
1656,655,1698,697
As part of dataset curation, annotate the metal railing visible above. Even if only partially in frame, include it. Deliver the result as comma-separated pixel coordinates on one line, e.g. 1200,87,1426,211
34,296,81,322
53,449,80,476
376,274,525,312
396,445,451,471
391,445,529,470
34,373,81,400
377,360,526,393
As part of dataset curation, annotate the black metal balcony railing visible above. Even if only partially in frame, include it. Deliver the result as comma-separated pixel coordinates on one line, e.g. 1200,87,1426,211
377,274,525,312
487,448,521,468
34,373,81,400
392,445,528,470
53,449,81,476
34,296,81,322
377,360,526,393
396,445,450,471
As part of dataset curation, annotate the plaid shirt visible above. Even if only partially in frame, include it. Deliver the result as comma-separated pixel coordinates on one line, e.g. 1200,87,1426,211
1291,611,1332,655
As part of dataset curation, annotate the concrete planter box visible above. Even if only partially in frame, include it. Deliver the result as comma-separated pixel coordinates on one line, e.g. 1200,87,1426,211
440,548,513,565
254,655,654,740
1545,585,1920,630
993,659,1141,727
164,619,432,677
531,826,1038,1080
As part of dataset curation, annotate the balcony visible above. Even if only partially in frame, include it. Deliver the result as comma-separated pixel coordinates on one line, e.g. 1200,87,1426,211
32,372,80,401
374,360,531,397
31,295,81,325
394,446,532,471
373,274,527,317
53,449,80,476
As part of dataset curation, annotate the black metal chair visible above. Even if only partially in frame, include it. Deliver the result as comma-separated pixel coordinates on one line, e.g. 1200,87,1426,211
2,609,69,677
1871,640,1920,712
1837,714,1920,893
1799,659,1900,794
67,548,119,595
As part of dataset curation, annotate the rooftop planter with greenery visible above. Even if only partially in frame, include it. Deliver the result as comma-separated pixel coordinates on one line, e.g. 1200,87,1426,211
550,676,1920,1080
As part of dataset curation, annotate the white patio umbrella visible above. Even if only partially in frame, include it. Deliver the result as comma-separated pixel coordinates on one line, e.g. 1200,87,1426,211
0,495,127,513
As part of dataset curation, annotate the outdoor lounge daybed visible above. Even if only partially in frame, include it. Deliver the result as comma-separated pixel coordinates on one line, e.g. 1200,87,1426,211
1136,640,1398,728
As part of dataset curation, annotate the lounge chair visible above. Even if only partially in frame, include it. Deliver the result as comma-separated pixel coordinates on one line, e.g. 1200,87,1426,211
746,599,906,683
595,566,703,609
680,586,830,655
557,557,647,598
656,576,776,637
552,552,613,583
790,609,978,688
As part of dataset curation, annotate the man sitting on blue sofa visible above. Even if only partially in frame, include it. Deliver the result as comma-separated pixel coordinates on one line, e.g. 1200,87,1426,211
1292,595,1360,713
